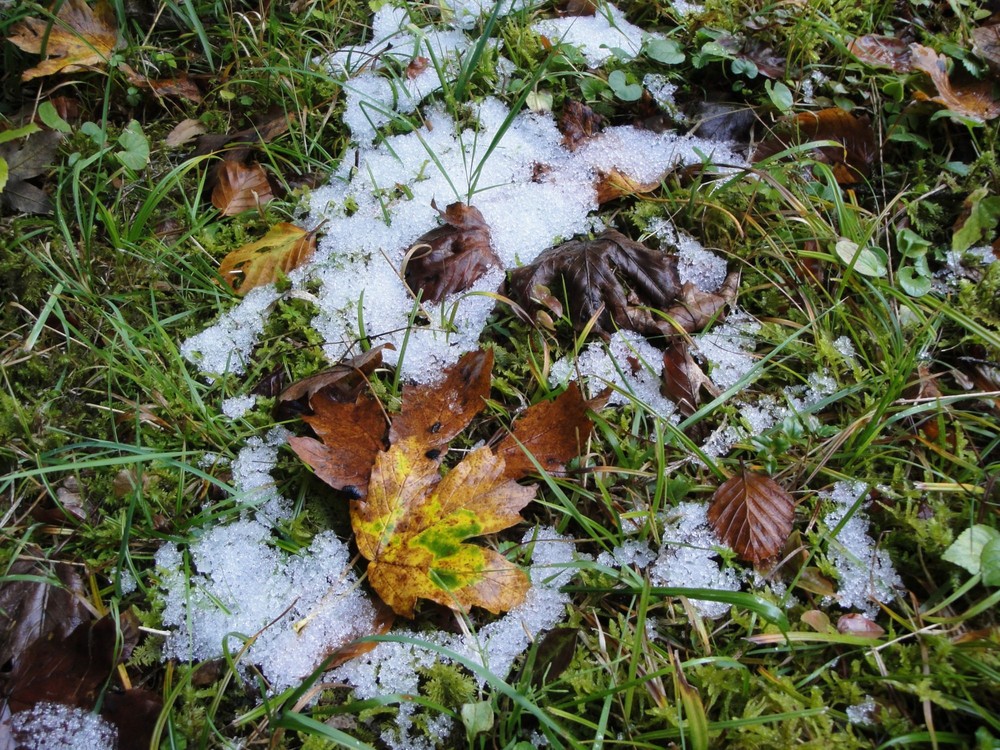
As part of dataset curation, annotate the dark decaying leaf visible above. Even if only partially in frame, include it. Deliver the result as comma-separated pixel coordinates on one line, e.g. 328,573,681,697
740,40,786,79
0,559,90,676
522,627,579,688
753,109,877,184
403,202,499,304
0,131,61,214
557,0,597,16
708,469,795,564
660,338,719,417
848,35,912,72
973,24,1000,75
275,345,390,419
30,476,89,526
493,382,599,480
193,108,292,159
559,100,604,151
389,349,494,452
910,44,1000,123
510,230,736,341
289,392,387,497
102,688,164,750
211,160,274,216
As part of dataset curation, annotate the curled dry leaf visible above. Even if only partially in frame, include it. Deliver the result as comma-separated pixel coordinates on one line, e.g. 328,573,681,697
211,160,274,216
217,222,315,294
389,349,494,452
910,44,1000,122
708,469,795,564
660,338,719,417
836,613,886,638
7,0,121,80
661,274,740,334
848,35,912,72
403,202,499,304
275,345,390,418
594,169,662,204
493,382,600,480
753,108,877,184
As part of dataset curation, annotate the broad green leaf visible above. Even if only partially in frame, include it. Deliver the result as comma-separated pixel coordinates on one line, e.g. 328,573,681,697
38,101,72,134
980,536,1000,586
898,265,932,297
116,120,149,170
645,38,685,65
0,123,41,145
766,80,793,112
217,223,316,295
834,238,887,277
0,157,7,194
942,524,1000,575
608,70,642,101
952,187,1000,251
897,227,931,258
353,441,533,617
461,701,494,739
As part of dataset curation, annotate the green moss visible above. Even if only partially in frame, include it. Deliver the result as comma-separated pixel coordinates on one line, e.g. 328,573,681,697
420,662,475,708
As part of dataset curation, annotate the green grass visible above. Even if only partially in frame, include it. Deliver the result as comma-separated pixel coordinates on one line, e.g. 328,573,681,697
2,0,1000,747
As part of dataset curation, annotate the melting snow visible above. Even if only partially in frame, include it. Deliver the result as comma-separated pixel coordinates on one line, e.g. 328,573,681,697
6,702,118,750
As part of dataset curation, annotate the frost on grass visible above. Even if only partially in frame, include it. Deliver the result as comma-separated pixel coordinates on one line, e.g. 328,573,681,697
649,502,740,618
822,481,902,618
7,702,118,750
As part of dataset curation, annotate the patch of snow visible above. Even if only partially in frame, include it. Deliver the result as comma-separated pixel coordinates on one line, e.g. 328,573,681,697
846,695,877,726
221,394,256,419
649,502,741,618
7,702,118,750
693,310,760,390
643,73,680,115
533,4,659,67
821,481,902,618
596,539,657,569
833,335,856,361
670,0,704,15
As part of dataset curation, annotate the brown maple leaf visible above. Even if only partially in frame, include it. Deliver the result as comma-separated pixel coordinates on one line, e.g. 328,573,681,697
708,469,794,564
403,202,499,304
7,0,121,80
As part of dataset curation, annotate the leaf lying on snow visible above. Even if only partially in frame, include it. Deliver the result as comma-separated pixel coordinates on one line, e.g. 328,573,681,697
217,222,316,294
403,201,499,304
7,0,121,80
708,469,795,564
508,229,736,339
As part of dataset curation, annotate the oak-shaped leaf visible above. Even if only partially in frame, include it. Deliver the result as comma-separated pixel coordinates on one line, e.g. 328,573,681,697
218,222,315,294
389,349,494,452
493,382,599,480
508,229,682,340
708,469,794,564
7,0,121,80
289,391,387,498
352,441,533,617
910,44,1000,123
403,202,499,304
211,160,274,216
753,108,877,184
0,130,61,214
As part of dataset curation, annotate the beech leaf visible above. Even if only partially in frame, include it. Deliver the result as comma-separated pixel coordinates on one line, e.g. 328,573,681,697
910,44,1000,123
848,35,911,72
217,222,316,294
708,469,794,564
353,441,533,617
7,0,121,80
403,202,499,304
389,349,494,452
211,160,274,216
559,100,604,151
660,338,719,417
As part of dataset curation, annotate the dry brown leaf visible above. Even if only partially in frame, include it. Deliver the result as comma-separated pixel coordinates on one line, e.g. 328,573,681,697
910,44,1000,122
217,222,315,294
559,100,604,151
403,202,498,304
275,345,390,418
594,169,661,204
406,56,429,79
7,0,120,80
848,35,912,72
753,108,878,184
389,349,494,452
973,24,1000,75
493,382,597,479
836,613,885,638
708,469,794,564
660,338,718,417
211,160,274,216
660,274,740,334
0,130,61,215
164,118,207,148
123,65,202,103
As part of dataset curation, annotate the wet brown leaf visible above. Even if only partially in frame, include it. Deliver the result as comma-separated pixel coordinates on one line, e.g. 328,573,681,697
559,100,604,151
406,56,429,79
493,382,598,479
910,44,1000,122
661,274,739,334
660,338,718,417
557,0,597,15
7,0,121,80
164,118,207,148
124,66,202,103
403,202,498,304
753,108,877,184
973,24,1000,75
848,35,912,72
708,469,794,564
289,392,387,498
211,160,274,216
217,222,315,293
275,345,390,419
0,130,60,215
194,109,292,158
389,349,494,452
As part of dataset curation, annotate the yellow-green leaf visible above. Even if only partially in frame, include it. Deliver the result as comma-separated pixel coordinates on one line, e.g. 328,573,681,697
218,222,316,295
352,441,533,617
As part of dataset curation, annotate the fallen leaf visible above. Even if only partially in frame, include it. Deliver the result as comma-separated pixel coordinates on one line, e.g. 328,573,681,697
740,40,786,79
164,118,207,149
836,613,885,638
801,609,833,633
217,222,315,294
910,44,1000,122
0,130,60,214
102,689,164,750
753,108,877,184
707,469,794,564
848,35,911,72
353,441,533,616
194,108,293,159
660,338,718,417
123,65,202,103
559,100,604,151
406,56,429,79
7,0,121,80
594,169,661,204
30,476,89,525
660,274,740,334
403,202,499,304
389,349,494,453
211,160,274,216
275,345,390,419
289,392,387,497
973,24,1000,75
493,382,597,479
557,0,597,15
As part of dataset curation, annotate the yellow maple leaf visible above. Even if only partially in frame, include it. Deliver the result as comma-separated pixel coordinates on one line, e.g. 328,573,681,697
7,0,121,81
218,222,317,295
352,439,533,617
